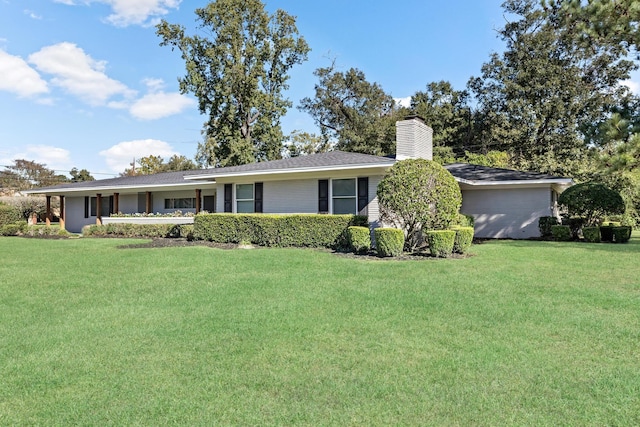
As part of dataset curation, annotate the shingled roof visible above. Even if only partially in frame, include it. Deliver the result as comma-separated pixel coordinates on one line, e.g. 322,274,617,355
444,163,571,184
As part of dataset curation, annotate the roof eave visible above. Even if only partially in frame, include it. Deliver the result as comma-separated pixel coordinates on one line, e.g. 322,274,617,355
184,162,396,180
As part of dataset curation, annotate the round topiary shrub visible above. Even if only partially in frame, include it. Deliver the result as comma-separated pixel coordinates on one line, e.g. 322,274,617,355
426,230,456,258
612,226,632,243
347,226,371,254
451,226,474,254
582,226,601,243
374,228,404,257
377,159,462,252
551,225,572,241
558,182,625,226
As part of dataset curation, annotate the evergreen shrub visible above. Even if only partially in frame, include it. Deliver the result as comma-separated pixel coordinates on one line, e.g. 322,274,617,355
612,226,632,243
582,227,601,243
82,223,191,238
426,230,456,258
347,226,371,254
0,222,26,236
600,225,614,242
451,227,474,254
551,225,572,241
374,228,404,257
0,204,22,226
193,213,367,248
538,216,559,238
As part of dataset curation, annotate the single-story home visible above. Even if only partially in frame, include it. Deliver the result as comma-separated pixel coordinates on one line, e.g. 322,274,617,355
25,116,572,238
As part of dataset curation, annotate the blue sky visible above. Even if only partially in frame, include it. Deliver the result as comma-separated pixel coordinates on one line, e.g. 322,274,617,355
1,1,636,178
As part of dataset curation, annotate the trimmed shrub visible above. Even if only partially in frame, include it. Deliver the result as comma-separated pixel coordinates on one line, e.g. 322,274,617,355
377,158,462,251
612,226,632,243
0,222,26,236
561,216,585,239
551,225,572,241
0,204,22,226
602,221,621,227
426,230,456,258
451,227,474,254
600,225,614,242
374,228,404,257
558,182,625,226
582,227,601,243
82,223,192,238
456,213,475,228
181,224,195,241
347,226,371,254
193,213,367,249
538,216,559,238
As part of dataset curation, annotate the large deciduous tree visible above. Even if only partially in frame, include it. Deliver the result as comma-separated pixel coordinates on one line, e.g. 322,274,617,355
157,0,310,167
0,159,64,193
299,65,408,156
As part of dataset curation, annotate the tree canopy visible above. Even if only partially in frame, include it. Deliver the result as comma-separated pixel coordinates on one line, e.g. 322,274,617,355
157,0,310,167
558,182,625,225
299,65,408,156
121,155,198,176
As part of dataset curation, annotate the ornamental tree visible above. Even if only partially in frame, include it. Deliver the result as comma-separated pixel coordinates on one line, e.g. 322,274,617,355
377,159,462,251
557,182,625,226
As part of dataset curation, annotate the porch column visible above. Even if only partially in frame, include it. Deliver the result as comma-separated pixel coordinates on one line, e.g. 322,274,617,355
114,192,119,214
195,189,202,214
96,193,102,225
59,195,65,229
45,195,52,226
145,191,152,214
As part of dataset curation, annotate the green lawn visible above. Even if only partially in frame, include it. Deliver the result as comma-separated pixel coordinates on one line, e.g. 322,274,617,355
1,236,639,425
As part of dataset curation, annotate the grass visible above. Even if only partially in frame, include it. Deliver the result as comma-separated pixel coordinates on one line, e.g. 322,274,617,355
1,236,639,425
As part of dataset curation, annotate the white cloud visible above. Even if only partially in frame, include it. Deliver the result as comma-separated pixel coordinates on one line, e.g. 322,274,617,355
394,96,412,108
54,0,182,27
130,92,195,120
623,79,640,95
24,9,43,19
28,42,135,106
0,49,49,97
1,145,72,172
99,139,177,172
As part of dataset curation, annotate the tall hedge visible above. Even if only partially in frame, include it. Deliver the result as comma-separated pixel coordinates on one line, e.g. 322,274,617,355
193,213,367,248
0,204,22,226
377,158,462,251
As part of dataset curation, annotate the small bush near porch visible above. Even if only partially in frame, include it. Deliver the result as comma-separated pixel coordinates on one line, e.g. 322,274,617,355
1,236,639,425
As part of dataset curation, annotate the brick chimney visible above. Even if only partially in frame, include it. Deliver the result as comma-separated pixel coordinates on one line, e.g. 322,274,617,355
395,115,433,160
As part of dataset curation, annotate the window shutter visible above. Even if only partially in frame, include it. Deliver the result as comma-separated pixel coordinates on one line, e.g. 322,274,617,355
357,177,369,215
254,182,263,213
224,184,233,212
318,180,329,213
84,197,89,218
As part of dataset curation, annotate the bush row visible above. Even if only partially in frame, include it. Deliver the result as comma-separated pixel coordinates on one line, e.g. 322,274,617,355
83,223,193,239
193,213,367,248
0,223,70,237
346,225,474,258
550,224,632,243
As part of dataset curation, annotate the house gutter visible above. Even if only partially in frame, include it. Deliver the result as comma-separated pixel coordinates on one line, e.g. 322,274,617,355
183,162,396,180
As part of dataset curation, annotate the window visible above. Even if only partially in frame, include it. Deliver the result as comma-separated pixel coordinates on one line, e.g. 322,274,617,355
332,179,356,214
90,196,112,217
164,198,196,209
236,184,254,213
